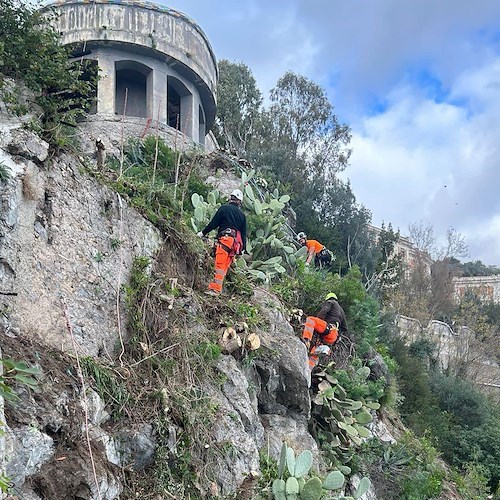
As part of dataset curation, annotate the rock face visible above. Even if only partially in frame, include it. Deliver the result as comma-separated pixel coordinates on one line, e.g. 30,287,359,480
0,116,161,357
0,117,318,498
252,288,311,417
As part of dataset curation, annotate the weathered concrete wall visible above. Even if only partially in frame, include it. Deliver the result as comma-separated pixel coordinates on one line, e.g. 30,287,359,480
79,45,209,144
76,114,211,164
43,0,217,128
453,275,500,304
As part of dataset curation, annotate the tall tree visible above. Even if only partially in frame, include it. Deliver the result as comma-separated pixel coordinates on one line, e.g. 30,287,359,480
267,71,351,186
215,66,374,276
314,178,374,272
215,60,262,154
367,223,403,302
392,223,469,322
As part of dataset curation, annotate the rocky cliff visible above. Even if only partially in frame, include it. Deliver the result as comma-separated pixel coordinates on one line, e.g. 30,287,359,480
0,110,322,499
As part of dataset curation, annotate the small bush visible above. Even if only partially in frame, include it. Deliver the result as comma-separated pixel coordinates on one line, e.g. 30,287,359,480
0,162,11,181
195,341,221,362
0,0,97,144
80,356,131,420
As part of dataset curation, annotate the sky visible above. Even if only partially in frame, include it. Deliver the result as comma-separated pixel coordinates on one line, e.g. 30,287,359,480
165,0,500,265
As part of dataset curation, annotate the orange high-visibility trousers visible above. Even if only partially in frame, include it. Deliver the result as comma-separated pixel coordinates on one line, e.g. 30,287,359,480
208,235,235,293
302,316,339,369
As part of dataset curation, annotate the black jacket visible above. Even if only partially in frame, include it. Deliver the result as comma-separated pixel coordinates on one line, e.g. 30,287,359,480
316,299,348,333
202,202,247,250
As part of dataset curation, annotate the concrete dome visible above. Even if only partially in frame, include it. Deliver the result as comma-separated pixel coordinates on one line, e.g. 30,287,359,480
42,0,218,148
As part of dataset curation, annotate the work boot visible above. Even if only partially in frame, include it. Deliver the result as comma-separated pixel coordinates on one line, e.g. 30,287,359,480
204,289,220,297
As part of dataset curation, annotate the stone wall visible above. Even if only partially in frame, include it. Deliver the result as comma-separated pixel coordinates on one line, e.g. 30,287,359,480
396,315,500,390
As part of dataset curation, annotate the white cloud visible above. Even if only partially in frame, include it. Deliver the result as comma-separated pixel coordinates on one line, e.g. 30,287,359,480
345,58,500,265
465,215,500,264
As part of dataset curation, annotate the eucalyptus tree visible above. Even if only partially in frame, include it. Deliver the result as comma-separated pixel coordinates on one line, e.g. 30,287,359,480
267,71,351,186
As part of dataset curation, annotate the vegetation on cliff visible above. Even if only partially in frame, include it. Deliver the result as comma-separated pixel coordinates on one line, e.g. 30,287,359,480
1,3,499,498
0,0,96,145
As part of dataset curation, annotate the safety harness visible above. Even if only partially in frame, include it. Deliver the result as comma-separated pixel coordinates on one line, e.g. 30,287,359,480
216,228,243,257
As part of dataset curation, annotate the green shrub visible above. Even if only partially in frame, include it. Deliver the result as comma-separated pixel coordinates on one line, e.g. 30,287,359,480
429,372,488,428
194,342,221,362
362,433,445,500
80,357,131,420
0,0,97,144
348,295,380,357
107,137,180,221
408,338,436,361
451,462,490,500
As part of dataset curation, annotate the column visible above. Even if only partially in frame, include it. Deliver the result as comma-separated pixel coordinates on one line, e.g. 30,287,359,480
96,52,116,115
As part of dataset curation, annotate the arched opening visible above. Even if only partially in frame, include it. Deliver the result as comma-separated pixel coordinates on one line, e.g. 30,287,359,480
115,60,152,118
168,84,181,129
198,105,206,145
167,76,193,137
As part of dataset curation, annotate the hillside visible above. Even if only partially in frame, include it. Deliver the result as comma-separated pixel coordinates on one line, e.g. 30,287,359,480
2,104,497,499
0,111,372,498
1,3,499,497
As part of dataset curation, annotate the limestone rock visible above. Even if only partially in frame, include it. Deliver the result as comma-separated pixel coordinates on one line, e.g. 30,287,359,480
368,415,397,444
7,129,49,163
0,148,162,357
207,387,261,497
82,389,110,426
217,355,264,443
112,424,156,471
260,413,318,462
5,425,55,487
252,288,311,417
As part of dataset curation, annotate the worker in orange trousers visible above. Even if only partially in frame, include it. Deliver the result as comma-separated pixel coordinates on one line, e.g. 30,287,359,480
302,292,347,370
198,189,247,295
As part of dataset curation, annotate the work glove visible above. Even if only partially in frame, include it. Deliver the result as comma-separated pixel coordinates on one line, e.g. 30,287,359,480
197,231,204,238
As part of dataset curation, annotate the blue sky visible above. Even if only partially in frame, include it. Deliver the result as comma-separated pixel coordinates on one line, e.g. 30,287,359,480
166,0,500,265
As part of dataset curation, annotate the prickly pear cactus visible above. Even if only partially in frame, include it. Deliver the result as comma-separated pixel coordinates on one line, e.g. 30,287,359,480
190,190,220,232
262,443,371,500
191,165,335,283
310,365,381,465
191,168,306,283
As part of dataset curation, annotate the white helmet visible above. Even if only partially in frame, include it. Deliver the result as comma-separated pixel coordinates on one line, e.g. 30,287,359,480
296,232,307,241
230,189,243,201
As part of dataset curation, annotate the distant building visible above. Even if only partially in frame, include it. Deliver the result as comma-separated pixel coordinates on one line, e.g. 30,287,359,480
453,275,500,304
42,0,218,150
368,224,433,274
